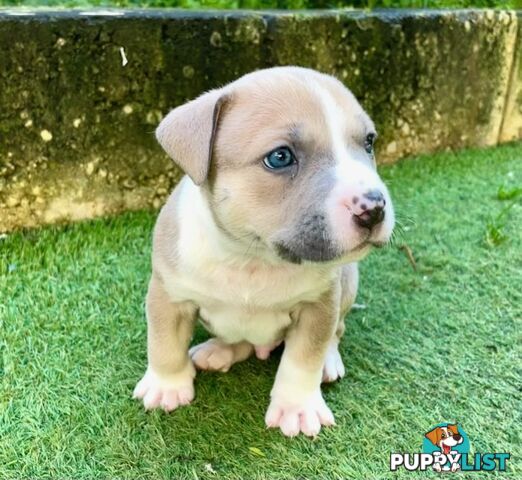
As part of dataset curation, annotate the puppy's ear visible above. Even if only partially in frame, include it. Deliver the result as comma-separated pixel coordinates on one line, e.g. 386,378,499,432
448,424,459,435
425,427,442,446
156,89,229,185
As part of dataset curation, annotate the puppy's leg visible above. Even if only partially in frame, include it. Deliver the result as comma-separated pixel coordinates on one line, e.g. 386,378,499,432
322,320,346,383
323,263,358,383
133,274,197,412
266,288,339,437
190,339,253,372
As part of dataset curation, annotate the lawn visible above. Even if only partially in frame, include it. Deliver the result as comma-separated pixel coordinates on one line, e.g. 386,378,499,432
0,143,521,479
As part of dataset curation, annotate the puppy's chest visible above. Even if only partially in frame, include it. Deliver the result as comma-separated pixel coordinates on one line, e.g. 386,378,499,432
162,261,329,344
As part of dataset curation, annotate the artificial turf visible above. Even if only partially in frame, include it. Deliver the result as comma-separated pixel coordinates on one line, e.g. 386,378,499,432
1,143,521,479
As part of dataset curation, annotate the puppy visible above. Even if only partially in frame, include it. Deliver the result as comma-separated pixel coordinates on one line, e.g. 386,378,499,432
133,67,395,437
425,425,464,472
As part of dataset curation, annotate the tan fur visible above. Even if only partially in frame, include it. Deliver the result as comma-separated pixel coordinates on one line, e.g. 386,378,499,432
337,263,359,339
156,90,229,185
288,285,341,366
151,180,183,272
145,273,197,376
209,72,332,243
207,68,375,245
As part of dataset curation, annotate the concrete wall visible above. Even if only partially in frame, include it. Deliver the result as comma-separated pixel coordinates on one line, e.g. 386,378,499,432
500,11,522,142
0,8,520,232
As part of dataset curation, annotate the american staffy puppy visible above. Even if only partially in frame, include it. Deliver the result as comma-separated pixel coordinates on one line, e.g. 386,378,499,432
133,66,395,437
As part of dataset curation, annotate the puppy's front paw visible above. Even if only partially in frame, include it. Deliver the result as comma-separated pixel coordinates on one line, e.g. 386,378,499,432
322,344,345,383
265,391,335,437
133,364,195,412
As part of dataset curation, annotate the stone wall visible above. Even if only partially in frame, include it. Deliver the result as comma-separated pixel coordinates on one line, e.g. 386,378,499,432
0,8,520,232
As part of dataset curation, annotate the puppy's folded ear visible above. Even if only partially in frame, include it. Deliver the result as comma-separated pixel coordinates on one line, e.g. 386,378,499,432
448,424,459,435
425,427,441,446
156,89,229,185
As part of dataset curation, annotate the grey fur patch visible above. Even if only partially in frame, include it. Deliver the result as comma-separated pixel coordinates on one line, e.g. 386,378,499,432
273,164,340,263
275,211,340,263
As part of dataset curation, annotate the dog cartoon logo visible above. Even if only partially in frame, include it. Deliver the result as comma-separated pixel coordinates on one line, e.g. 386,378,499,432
423,423,468,472
391,423,510,473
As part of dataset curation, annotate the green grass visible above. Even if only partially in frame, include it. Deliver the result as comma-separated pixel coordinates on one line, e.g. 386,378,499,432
1,0,521,10
1,143,521,479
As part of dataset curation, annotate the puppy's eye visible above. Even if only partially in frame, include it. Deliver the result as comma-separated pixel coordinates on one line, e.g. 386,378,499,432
364,133,376,155
263,147,296,170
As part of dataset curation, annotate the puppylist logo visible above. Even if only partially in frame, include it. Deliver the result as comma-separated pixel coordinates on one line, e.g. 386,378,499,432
390,423,510,473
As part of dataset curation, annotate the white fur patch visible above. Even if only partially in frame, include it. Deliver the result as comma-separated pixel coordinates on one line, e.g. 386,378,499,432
322,342,345,383
133,363,195,412
265,389,334,437
311,79,350,162
309,80,395,249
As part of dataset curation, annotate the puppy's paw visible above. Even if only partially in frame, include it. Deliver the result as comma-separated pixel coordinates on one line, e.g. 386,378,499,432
322,344,345,383
265,391,335,437
133,364,195,412
189,339,237,372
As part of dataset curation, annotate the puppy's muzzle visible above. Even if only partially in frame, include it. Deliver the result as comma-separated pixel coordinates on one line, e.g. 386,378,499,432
352,189,386,230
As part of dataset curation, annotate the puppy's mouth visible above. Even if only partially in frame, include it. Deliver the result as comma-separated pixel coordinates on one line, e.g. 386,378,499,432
274,239,380,265
272,220,391,264
442,444,452,455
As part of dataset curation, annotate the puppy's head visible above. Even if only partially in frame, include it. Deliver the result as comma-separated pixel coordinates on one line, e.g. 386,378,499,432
425,425,463,453
157,67,394,264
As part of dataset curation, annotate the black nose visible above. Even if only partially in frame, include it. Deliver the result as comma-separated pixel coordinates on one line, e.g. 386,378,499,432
453,434,462,441
354,189,386,229
354,206,385,229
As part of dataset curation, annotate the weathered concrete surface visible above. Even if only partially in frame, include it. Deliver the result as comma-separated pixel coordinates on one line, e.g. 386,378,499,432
271,9,518,160
500,11,522,142
0,8,520,232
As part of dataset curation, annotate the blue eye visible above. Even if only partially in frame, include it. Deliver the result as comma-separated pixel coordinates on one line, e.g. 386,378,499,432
263,147,296,170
